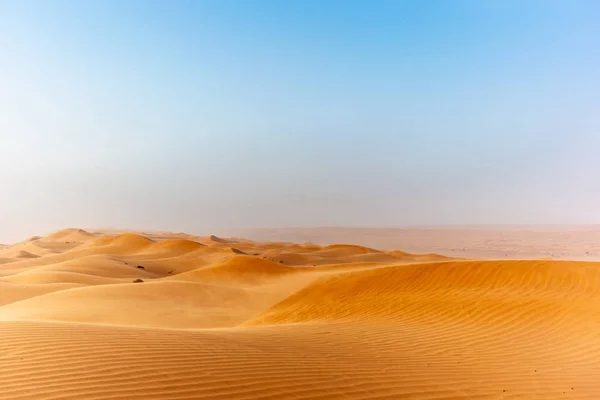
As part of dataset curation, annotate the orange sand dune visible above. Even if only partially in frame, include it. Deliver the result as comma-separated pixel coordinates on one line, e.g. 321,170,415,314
246,259,600,325
44,228,96,242
6,255,158,279
0,281,263,328
205,234,235,244
167,255,300,287
0,282,84,306
87,232,155,251
320,243,380,255
1,228,600,399
1,270,123,285
12,250,39,259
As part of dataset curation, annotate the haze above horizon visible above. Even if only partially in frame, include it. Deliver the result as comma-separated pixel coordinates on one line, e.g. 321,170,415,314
1,0,599,242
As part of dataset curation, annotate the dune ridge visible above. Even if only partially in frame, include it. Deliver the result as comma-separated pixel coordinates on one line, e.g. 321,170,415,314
1,228,600,399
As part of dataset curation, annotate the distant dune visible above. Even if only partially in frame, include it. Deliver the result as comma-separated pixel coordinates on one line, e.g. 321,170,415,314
1,228,600,399
218,225,600,260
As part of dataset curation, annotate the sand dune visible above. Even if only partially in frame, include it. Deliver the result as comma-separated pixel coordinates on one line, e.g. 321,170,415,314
142,238,206,253
221,226,600,260
0,281,264,329
45,228,96,242
1,228,600,399
207,234,235,244
13,250,39,259
87,232,155,251
1,270,123,285
246,259,600,325
167,255,300,287
0,281,84,306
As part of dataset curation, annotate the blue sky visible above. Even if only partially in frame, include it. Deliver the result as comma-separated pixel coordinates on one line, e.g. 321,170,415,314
1,0,599,241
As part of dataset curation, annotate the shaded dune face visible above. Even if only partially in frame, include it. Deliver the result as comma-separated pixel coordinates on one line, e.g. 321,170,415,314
1,229,600,399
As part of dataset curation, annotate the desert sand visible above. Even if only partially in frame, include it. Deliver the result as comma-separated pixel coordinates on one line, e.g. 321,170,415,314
1,228,600,399
220,225,600,260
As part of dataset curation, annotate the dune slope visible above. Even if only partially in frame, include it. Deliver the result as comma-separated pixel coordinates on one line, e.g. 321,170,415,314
1,229,600,399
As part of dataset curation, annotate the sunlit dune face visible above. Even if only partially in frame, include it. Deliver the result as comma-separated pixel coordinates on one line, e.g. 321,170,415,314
1,228,599,399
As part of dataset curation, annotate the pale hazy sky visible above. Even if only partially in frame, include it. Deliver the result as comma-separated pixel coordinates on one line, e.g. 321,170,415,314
1,0,599,242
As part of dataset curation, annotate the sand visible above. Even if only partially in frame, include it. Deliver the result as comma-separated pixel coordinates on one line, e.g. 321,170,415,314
219,225,600,260
1,228,600,399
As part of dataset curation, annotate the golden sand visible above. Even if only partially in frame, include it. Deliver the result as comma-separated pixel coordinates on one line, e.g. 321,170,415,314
1,228,599,399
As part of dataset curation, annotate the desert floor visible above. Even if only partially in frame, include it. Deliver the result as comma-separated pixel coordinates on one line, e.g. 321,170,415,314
1,227,599,399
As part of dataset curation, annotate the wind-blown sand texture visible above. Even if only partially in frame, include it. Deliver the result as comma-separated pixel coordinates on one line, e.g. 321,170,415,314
1,228,599,399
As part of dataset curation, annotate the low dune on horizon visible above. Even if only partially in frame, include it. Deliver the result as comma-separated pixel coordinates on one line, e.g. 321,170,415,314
1,228,600,399
218,225,600,261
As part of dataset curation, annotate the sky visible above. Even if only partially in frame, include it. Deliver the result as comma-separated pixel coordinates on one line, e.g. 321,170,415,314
0,0,599,242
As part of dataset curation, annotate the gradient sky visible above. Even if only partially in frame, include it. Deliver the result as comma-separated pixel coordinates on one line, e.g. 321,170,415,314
1,0,599,242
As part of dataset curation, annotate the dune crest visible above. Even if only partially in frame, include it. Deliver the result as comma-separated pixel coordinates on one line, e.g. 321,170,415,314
45,228,95,242
143,238,206,253
1,228,600,399
87,232,154,250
